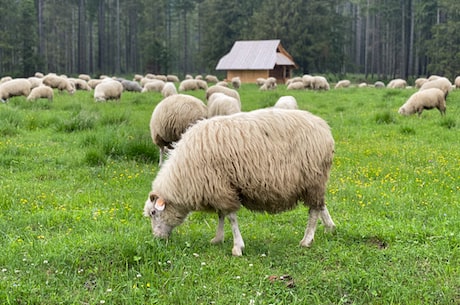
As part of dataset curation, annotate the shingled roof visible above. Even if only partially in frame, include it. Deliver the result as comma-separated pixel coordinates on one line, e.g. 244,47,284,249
216,40,297,70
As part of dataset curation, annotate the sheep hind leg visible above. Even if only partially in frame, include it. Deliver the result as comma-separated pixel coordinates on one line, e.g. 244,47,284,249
299,208,321,248
319,206,336,233
227,212,245,256
210,212,225,244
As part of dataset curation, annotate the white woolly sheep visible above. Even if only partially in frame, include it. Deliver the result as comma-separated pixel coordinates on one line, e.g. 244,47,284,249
414,78,428,88
88,79,103,89
419,77,452,98
207,92,241,117
28,77,43,89
133,74,143,82
286,77,303,86
1,76,13,84
274,96,298,109
312,76,330,90
205,85,240,103
374,81,385,88
256,78,266,86
27,85,54,102
387,78,407,89
335,80,351,89
34,72,44,78
302,75,314,89
454,76,460,89
142,80,165,93
166,75,180,83
398,88,446,116
149,94,207,166
231,76,241,89
94,80,123,102
42,74,75,94
0,78,32,102
205,75,219,83
287,81,306,90
144,108,336,256
178,79,199,91
216,81,229,87
69,78,91,91
358,82,368,88
121,80,142,92
78,74,91,81
260,77,277,91
161,82,177,98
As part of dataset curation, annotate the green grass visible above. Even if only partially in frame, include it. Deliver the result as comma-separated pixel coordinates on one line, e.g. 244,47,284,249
0,85,459,304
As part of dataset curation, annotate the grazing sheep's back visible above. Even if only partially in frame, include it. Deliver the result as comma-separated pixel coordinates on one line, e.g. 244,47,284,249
153,108,334,214
205,85,240,102
419,77,452,97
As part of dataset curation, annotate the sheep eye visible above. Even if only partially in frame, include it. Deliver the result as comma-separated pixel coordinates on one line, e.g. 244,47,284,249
150,209,156,217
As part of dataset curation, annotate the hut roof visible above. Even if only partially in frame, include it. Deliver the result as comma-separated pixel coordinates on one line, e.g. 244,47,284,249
216,40,297,70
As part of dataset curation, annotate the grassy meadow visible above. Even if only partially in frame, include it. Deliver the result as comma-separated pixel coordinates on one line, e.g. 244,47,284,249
0,83,459,304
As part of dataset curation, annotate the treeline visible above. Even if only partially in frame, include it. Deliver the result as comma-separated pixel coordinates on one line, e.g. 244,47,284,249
0,0,459,80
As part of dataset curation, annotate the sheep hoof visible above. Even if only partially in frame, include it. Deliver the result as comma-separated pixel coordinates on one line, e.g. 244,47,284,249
299,238,313,248
210,237,224,244
232,246,243,257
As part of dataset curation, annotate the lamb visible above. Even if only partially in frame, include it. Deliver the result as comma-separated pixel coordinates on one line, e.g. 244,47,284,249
94,80,123,102
398,88,446,116
205,85,240,102
42,74,75,94
207,92,241,117
161,82,177,98
121,80,142,92
231,76,241,89
0,78,32,102
334,80,351,89
149,94,207,166
144,108,336,256
274,96,298,109
27,85,54,102
419,77,452,99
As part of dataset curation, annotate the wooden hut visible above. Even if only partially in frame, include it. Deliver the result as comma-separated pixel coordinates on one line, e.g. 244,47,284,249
215,40,298,84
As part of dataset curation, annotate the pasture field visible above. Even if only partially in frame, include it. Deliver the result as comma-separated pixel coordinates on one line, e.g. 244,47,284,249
0,84,459,304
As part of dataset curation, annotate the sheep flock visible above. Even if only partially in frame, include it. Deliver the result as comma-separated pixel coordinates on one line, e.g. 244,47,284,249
1,71,459,255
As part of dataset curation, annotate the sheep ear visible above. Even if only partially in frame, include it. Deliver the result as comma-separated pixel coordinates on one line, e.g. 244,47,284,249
154,197,166,211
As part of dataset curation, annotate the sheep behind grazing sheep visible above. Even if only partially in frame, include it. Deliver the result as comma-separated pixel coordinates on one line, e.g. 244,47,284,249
398,88,446,116
149,94,208,166
144,108,336,256
161,82,178,98
274,96,298,109
94,80,123,102
207,92,241,117
27,85,54,102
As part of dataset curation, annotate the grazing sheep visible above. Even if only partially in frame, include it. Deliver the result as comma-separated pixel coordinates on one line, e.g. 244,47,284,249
121,80,142,92
88,79,103,89
0,78,32,102
419,77,452,98
142,80,165,93
28,77,43,89
144,108,336,256
286,77,303,86
231,76,241,89
274,96,298,109
34,72,44,78
260,77,277,91
207,92,241,117
166,75,180,83
94,80,123,102
205,75,219,83
358,82,368,88
287,81,306,90
312,76,330,90
387,78,407,89
27,85,54,102
0,76,13,84
149,94,207,166
161,82,177,98
216,81,229,87
178,79,199,91
398,88,446,116
374,81,385,88
69,78,91,91
42,74,75,94
302,75,314,89
78,74,91,81
256,78,266,86
335,80,351,89
414,78,428,88
133,74,143,82
205,85,240,103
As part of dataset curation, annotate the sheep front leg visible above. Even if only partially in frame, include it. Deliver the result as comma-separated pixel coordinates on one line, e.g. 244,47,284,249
299,208,320,247
210,212,225,244
227,212,245,256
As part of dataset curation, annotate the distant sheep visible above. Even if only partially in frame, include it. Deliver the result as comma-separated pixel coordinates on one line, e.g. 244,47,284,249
27,85,54,102
274,96,298,109
231,77,241,89
166,75,180,83
205,85,240,103
0,78,32,102
205,75,219,83
374,81,385,88
144,108,336,256
28,77,43,89
387,78,407,89
207,92,241,117
414,78,428,89
398,88,446,116
455,76,460,89
149,94,207,166
260,77,277,91
302,75,314,89
358,82,367,88
312,76,330,90
88,79,103,89
419,77,452,98
121,80,142,92
256,78,266,86
0,76,13,84
78,74,91,81
69,78,91,91
287,81,306,90
42,74,75,94
94,80,123,102
178,79,199,91
142,80,165,93
161,82,178,98
335,80,351,89
215,81,229,87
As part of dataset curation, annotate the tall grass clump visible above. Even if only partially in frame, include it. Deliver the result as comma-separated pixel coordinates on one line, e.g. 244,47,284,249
54,110,98,132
